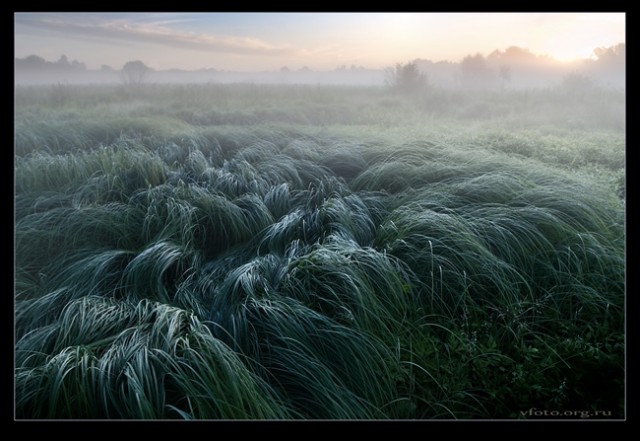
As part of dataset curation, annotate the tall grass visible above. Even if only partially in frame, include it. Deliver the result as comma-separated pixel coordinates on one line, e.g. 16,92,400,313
14,84,625,419
16,297,289,418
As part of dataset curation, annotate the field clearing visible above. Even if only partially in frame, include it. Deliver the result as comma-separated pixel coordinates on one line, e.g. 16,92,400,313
14,83,625,419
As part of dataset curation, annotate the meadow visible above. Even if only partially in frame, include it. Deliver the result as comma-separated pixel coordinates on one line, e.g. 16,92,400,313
14,82,625,419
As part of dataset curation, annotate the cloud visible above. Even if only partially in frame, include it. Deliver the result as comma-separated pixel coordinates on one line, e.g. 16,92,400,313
15,13,297,57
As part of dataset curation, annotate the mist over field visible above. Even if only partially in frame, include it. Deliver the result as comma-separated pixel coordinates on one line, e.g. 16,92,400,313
14,13,625,420
15,43,625,88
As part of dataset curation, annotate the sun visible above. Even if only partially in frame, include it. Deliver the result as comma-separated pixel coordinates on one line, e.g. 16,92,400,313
550,47,597,63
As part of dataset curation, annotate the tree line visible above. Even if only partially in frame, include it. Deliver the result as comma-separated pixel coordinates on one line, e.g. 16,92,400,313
15,43,624,89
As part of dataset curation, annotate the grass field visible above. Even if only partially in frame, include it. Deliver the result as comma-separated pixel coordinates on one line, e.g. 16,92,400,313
14,83,625,419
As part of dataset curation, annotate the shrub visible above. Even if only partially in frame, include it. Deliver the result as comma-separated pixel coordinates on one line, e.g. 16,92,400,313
385,61,428,95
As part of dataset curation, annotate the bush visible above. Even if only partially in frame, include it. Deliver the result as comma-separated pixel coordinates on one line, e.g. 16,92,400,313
560,72,596,98
385,61,428,95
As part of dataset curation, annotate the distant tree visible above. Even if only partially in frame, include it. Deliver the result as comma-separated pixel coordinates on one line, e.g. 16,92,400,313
385,61,428,94
499,65,511,90
16,54,88,73
121,60,150,86
589,43,625,87
56,55,70,67
489,46,537,62
17,55,47,69
460,53,494,87
71,60,86,71
593,43,625,65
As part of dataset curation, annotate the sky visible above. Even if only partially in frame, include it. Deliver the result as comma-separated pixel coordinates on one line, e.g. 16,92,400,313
14,12,626,71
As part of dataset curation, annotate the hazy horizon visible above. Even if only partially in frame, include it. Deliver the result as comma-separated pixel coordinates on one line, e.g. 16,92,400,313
15,12,625,72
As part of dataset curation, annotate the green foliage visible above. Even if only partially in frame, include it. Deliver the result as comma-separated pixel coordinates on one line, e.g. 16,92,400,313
14,84,625,419
16,297,288,418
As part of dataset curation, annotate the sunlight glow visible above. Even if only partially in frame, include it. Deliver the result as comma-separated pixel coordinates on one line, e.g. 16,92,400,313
14,12,625,71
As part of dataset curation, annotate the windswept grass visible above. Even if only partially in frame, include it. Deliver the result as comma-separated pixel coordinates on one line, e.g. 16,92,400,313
14,84,625,419
16,297,289,419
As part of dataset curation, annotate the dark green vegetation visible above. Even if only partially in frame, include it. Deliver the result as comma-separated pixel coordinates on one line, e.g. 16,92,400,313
15,84,625,419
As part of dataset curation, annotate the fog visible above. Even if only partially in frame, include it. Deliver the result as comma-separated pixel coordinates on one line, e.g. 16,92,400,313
14,63,386,86
14,13,626,420
14,43,625,90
